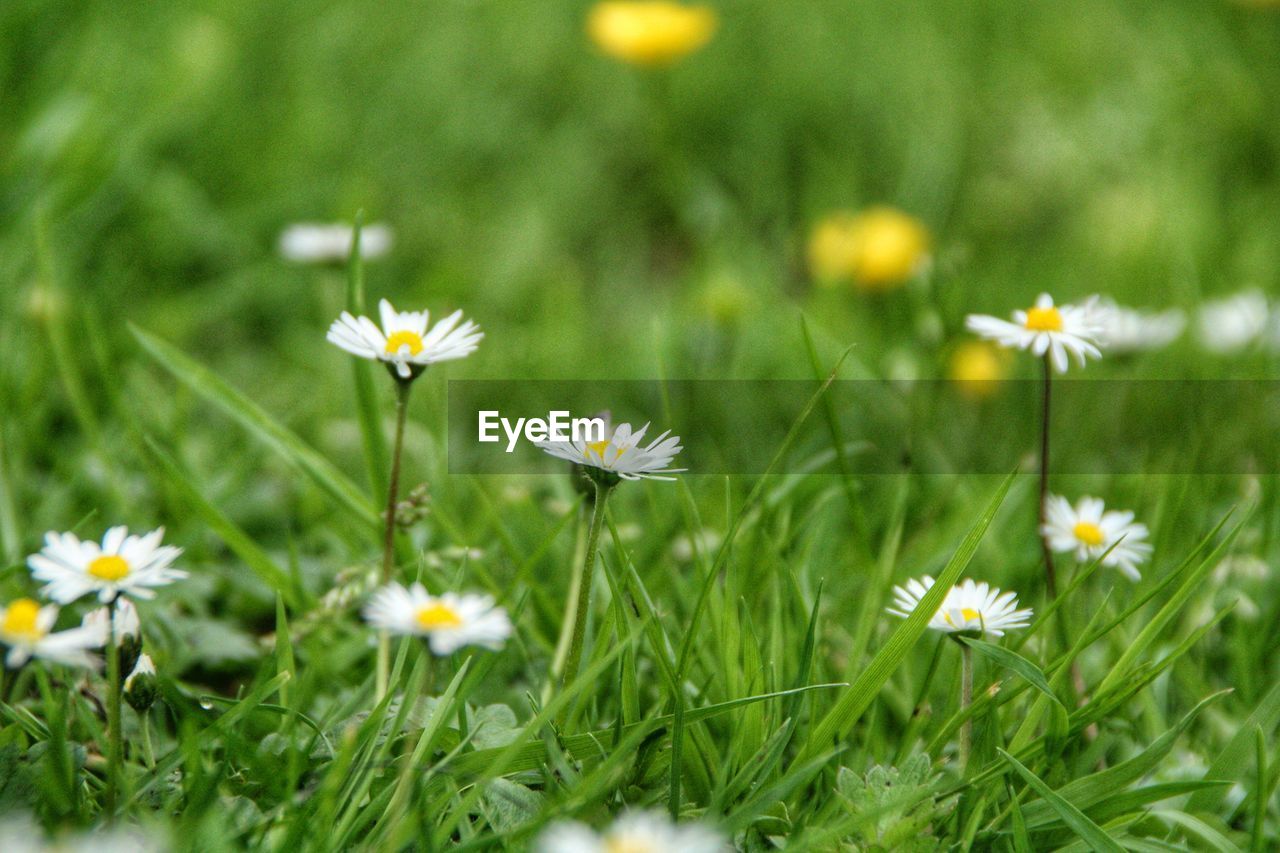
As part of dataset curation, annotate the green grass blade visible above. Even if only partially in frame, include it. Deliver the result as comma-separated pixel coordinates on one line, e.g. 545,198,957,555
1018,691,1226,827
799,472,1014,762
959,636,1064,711
143,436,298,605
345,214,390,499
131,324,378,528
1188,679,1280,814
998,749,1124,853
1095,511,1246,697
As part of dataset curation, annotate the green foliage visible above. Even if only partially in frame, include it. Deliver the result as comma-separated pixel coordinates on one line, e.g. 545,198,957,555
835,753,953,851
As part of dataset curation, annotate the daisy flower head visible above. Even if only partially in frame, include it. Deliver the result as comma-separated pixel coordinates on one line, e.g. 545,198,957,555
362,582,512,656
887,576,1032,638
125,653,161,713
82,596,140,643
1092,299,1186,354
0,598,103,669
0,812,169,853
965,293,1104,373
327,298,483,382
278,221,393,264
535,810,727,853
124,652,156,692
83,597,143,672
539,420,684,485
28,526,186,605
1195,289,1269,355
1042,495,1152,582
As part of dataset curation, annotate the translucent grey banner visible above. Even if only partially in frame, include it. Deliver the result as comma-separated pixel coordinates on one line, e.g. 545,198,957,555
445,380,1280,475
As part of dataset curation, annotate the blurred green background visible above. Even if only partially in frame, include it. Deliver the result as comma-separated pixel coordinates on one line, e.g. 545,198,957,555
4,0,1279,380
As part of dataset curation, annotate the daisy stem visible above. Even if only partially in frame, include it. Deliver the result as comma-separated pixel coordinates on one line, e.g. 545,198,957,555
548,500,591,692
105,596,123,821
1038,356,1058,599
559,479,613,708
140,712,155,770
376,379,412,703
959,642,974,772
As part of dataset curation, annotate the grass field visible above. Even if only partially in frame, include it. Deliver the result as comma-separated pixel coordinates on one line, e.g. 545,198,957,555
2,0,1280,849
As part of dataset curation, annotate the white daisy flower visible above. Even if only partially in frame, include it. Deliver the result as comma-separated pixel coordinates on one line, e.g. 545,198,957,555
326,298,483,380
535,810,727,853
539,421,684,482
0,598,105,669
1092,299,1186,353
887,577,1032,637
28,527,186,605
362,582,512,655
82,597,140,642
1195,289,1269,354
1041,495,1152,582
279,222,393,264
0,813,168,853
965,293,1104,373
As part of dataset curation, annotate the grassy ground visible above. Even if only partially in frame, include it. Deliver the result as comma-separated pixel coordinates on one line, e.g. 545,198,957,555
2,0,1279,849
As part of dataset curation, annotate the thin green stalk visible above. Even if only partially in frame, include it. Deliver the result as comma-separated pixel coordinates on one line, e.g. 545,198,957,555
548,498,591,692
959,641,974,773
560,479,613,702
376,380,412,702
140,713,155,770
1039,355,1057,599
105,597,122,821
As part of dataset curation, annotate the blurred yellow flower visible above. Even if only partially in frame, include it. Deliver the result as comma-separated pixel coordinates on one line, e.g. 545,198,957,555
947,341,1008,399
807,207,930,292
587,2,717,67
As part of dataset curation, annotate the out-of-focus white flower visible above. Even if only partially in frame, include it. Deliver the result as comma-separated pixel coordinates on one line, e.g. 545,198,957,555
0,813,168,852
966,293,1104,373
82,597,140,642
279,222,393,264
887,577,1032,637
362,582,512,655
1196,289,1269,354
671,528,722,562
1211,555,1270,584
0,599,103,669
28,527,186,605
327,298,482,381
1092,299,1186,353
539,421,683,482
1041,495,1152,582
536,810,727,853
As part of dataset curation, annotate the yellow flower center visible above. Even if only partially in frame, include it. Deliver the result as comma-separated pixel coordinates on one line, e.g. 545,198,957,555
1024,306,1064,332
2,598,44,642
585,440,624,462
384,330,425,356
415,602,463,631
943,607,983,627
88,554,131,582
604,836,654,853
1073,521,1105,547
